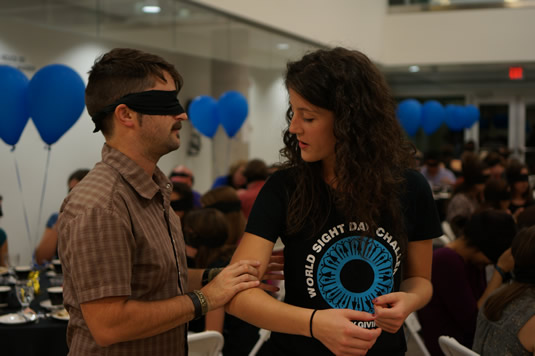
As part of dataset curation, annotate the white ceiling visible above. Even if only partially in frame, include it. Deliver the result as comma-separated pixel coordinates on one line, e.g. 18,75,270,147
1,0,534,95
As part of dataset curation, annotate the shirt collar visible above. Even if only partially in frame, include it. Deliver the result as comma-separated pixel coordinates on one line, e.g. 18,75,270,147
101,143,173,200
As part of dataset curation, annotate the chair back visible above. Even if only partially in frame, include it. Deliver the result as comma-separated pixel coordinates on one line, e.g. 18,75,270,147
188,330,224,356
404,312,430,356
438,335,480,356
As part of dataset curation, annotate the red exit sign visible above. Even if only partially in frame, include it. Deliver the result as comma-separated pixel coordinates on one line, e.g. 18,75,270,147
509,67,523,80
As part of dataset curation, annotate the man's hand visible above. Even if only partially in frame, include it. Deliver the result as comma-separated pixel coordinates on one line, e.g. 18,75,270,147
201,260,261,310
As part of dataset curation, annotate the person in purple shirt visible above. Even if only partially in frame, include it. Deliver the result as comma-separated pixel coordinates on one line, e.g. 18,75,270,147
418,209,516,355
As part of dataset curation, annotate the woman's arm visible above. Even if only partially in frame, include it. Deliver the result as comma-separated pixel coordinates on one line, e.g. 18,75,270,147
477,248,514,309
518,314,535,354
34,227,58,265
204,307,225,332
227,233,382,355
372,239,433,333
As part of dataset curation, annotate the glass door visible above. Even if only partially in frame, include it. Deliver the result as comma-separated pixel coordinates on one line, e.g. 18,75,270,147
467,96,525,160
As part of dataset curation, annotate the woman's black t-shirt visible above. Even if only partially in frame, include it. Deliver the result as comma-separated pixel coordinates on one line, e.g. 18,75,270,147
246,168,442,356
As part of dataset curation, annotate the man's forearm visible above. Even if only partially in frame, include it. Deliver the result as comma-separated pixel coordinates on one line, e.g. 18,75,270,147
81,295,195,347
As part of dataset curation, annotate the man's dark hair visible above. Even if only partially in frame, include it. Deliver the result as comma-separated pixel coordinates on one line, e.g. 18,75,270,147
85,48,183,137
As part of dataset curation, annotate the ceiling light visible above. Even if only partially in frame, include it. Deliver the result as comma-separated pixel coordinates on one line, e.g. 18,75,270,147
409,65,420,73
276,43,289,50
142,5,161,13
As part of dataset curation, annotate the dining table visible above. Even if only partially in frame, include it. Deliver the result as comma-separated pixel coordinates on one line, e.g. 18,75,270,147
0,269,69,356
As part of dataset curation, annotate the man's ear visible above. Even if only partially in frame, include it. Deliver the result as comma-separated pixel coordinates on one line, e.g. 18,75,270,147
114,104,137,129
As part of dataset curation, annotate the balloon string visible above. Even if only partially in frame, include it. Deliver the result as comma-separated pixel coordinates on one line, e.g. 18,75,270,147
36,145,51,247
13,150,33,249
226,136,231,177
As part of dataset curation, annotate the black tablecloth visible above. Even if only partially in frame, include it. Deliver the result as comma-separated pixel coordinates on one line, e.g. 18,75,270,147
0,272,68,356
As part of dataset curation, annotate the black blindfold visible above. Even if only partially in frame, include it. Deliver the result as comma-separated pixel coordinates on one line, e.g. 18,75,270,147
91,90,185,133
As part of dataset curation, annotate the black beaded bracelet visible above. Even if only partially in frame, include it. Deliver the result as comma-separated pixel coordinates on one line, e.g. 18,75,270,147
186,291,203,320
309,309,318,340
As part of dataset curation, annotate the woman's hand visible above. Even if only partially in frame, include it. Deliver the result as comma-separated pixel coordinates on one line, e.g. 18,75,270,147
259,254,284,293
372,292,419,333
313,309,382,356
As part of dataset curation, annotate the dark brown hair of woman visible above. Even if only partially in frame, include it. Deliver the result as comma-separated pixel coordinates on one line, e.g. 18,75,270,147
280,47,416,254
201,186,246,248
483,225,535,321
183,208,232,268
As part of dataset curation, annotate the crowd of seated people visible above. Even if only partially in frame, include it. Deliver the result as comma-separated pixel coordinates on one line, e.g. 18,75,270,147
415,144,535,355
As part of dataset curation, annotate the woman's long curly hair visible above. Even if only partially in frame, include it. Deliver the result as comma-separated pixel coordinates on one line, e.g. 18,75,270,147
280,47,415,253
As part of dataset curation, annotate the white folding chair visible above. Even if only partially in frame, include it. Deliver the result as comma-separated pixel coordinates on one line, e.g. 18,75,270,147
438,335,480,356
441,221,456,242
188,330,224,356
404,312,431,356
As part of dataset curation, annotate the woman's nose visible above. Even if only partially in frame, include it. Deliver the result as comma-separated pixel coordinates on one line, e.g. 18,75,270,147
289,116,300,134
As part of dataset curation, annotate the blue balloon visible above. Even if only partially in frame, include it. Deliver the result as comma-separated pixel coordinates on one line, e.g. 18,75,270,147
28,64,85,145
396,99,421,136
464,105,480,129
421,100,445,135
217,91,248,138
188,95,219,138
0,65,30,146
445,105,465,131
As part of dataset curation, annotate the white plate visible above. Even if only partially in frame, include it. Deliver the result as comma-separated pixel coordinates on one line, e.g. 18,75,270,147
45,270,57,277
40,299,63,310
51,309,69,321
0,312,37,324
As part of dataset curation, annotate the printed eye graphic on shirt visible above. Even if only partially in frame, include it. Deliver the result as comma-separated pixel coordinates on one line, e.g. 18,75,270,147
318,236,393,314
304,222,401,316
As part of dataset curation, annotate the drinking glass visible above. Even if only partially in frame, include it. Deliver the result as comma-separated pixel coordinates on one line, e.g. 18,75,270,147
15,281,34,310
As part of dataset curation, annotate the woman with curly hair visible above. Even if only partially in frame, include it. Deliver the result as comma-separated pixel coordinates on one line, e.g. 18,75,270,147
225,47,442,355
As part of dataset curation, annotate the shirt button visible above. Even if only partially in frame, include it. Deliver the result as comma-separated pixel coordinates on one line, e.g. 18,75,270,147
166,183,171,189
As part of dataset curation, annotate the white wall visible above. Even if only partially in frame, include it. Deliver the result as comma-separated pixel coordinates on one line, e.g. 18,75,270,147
382,7,535,66
0,19,287,263
192,0,535,65
248,67,288,164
